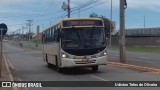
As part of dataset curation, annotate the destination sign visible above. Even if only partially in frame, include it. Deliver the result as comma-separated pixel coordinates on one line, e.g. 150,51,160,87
63,20,103,27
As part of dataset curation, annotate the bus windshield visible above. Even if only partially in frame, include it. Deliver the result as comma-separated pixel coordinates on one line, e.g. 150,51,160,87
61,27,106,50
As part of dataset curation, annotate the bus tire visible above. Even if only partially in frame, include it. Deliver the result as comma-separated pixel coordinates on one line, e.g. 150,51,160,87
56,66,63,73
92,65,98,71
55,56,63,73
45,54,48,62
47,63,52,68
46,54,52,68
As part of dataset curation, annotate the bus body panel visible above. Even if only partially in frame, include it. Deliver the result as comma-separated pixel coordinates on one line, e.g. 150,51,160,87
43,43,59,65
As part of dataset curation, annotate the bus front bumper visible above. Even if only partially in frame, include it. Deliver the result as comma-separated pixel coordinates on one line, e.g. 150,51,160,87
61,56,107,68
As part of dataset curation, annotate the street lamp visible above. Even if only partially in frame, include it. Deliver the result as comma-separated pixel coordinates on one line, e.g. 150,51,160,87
109,0,112,48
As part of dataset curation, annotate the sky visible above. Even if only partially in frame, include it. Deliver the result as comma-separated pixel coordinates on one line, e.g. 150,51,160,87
1,0,160,34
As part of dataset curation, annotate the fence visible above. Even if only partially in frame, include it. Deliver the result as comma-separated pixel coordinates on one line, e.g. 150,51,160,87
111,36,160,47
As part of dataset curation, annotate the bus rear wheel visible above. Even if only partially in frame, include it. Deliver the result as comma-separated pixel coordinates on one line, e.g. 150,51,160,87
92,65,98,71
47,63,52,68
46,54,52,68
56,66,63,73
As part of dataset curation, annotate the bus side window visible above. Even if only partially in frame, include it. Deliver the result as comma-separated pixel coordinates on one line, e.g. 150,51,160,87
45,31,48,43
49,29,52,42
42,33,45,44
51,27,54,42
46,30,48,42
44,31,47,43
54,26,58,42
48,29,51,42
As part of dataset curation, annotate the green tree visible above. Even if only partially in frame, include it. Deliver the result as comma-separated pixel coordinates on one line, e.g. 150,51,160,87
89,12,113,37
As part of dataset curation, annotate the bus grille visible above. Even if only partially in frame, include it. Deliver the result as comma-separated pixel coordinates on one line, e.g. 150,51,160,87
75,60,96,64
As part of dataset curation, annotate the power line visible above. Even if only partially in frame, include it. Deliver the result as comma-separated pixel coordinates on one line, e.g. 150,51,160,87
71,0,99,12
8,0,107,29
8,12,66,27
71,0,107,16
0,10,64,21
8,0,105,27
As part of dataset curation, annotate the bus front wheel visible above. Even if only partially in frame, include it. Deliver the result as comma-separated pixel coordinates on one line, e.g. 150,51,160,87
92,65,98,71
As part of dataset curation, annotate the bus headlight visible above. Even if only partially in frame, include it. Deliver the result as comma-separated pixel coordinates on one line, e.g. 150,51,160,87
99,51,107,57
62,54,66,58
61,52,70,58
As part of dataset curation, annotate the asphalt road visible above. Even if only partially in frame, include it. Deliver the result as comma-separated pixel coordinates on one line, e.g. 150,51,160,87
108,50,160,68
108,50,160,63
10,41,160,64
3,43,160,90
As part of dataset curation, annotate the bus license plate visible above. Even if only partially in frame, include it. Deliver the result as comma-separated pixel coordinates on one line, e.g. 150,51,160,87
82,59,89,63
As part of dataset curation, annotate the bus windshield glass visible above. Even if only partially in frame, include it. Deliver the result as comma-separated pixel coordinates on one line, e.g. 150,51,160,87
61,27,106,50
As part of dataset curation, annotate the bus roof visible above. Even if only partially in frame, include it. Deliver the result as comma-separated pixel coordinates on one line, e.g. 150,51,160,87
62,18,103,21
43,18,104,32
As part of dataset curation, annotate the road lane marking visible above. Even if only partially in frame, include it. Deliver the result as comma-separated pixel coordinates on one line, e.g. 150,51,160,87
139,57,150,59
91,75,109,81
5,54,15,70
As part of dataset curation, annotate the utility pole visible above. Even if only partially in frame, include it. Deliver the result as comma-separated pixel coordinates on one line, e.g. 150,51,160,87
109,0,113,48
26,20,33,43
41,24,44,32
68,0,70,18
18,29,21,40
0,28,3,77
22,26,24,41
0,23,8,77
62,0,70,18
144,16,145,29
119,0,126,63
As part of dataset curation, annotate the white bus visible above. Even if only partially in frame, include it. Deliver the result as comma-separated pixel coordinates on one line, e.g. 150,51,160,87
42,18,107,72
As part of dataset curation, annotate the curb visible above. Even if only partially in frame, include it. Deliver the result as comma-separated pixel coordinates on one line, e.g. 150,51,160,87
3,55,14,81
3,55,18,90
108,62,160,74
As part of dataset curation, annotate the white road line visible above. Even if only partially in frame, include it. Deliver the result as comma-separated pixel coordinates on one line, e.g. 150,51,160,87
91,75,109,81
139,57,150,59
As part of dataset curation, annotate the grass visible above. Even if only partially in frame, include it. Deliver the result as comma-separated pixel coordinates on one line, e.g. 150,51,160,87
109,46,160,53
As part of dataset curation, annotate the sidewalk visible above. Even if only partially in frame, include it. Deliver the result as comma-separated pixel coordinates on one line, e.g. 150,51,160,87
0,55,14,90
